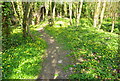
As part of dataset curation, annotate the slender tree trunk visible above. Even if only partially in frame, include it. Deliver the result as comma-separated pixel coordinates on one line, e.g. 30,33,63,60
98,1,106,29
111,20,115,33
93,0,101,28
11,1,18,17
28,5,33,25
26,3,35,41
42,7,45,21
49,0,52,16
111,13,116,33
53,2,56,19
45,2,49,18
16,2,23,26
34,3,41,25
36,11,41,24
60,10,62,17
76,3,78,18
77,0,83,26
48,0,54,26
64,2,67,17
69,2,72,25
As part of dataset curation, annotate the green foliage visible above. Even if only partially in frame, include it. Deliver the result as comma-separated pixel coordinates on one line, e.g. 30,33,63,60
2,2,13,37
44,18,119,80
2,27,47,79
101,18,120,34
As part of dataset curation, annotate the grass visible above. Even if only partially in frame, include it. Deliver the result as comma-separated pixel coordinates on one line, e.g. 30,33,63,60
44,18,119,80
2,25,47,79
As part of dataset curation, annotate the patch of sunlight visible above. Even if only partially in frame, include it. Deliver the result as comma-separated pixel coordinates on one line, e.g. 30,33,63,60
51,55,54,58
56,25,61,28
54,70,59,79
56,46,59,49
30,25,40,30
35,27,44,31
40,23,48,28
33,22,48,30
51,50,56,54
69,67,73,71
12,29,22,34
50,38,55,43
18,57,37,68
58,60,63,63
52,59,56,64
50,37,53,38
11,57,40,79
96,29,104,32
79,50,87,54
55,21,67,28
10,73,37,79
85,69,97,78
77,57,84,62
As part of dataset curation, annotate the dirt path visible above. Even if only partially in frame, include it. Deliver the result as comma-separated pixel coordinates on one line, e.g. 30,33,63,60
36,28,73,80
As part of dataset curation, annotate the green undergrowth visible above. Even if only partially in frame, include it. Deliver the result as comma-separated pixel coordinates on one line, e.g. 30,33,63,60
44,18,119,80
101,19,120,34
2,25,47,79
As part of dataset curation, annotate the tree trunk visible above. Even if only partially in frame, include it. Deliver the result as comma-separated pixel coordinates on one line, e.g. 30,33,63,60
111,20,115,33
77,0,83,26
28,7,33,25
36,11,41,24
2,2,11,38
26,2,35,41
53,2,56,19
64,2,67,17
48,0,54,26
11,1,18,17
16,2,23,26
49,0,52,16
22,2,30,38
76,3,78,19
42,7,45,21
45,2,49,18
69,2,72,25
98,1,106,29
93,0,101,28
111,13,116,33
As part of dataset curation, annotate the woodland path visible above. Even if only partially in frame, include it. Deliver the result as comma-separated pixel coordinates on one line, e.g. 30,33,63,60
36,27,73,80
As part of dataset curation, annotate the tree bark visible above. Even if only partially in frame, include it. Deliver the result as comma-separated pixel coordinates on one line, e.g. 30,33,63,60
45,2,49,17
64,2,67,17
11,1,18,17
69,2,72,25
77,0,83,26
111,20,115,33
93,0,101,28
22,2,30,38
49,0,52,16
98,1,106,29
16,2,23,26
26,2,35,41
53,2,56,19
111,13,116,33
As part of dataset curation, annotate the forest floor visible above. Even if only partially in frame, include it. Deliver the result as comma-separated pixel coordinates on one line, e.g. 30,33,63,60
36,27,73,79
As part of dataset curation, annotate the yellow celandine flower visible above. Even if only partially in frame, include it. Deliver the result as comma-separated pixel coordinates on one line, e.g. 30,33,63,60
7,65,10,67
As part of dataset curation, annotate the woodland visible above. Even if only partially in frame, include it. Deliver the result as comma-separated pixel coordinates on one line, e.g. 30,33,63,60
1,0,120,80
